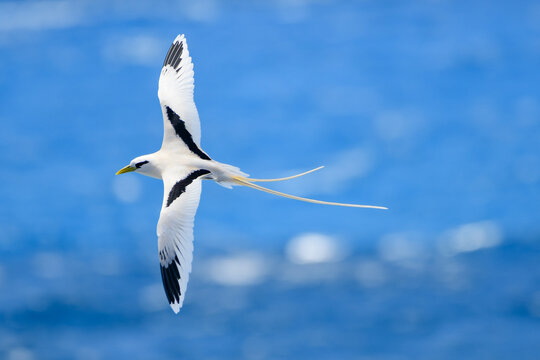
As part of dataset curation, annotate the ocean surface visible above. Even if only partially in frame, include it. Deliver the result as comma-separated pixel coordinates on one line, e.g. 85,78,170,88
0,0,539,359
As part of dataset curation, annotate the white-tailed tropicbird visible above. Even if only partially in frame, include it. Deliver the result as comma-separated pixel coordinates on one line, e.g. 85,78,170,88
116,34,387,313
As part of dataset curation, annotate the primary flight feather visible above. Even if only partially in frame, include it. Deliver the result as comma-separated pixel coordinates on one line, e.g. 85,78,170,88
116,34,387,313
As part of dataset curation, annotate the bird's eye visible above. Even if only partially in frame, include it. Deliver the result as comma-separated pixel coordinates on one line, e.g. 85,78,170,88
135,160,149,168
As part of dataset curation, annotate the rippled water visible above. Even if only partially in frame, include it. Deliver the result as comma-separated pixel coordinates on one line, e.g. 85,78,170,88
1,239,539,359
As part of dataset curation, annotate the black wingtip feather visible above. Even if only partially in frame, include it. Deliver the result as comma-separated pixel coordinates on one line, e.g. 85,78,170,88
160,265,174,304
163,39,184,70
160,255,182,305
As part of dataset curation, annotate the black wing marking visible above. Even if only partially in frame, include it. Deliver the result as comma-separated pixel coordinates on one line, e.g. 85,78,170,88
166,169,210,207
165,106,211,160
160,255,182,304
163,40,184,70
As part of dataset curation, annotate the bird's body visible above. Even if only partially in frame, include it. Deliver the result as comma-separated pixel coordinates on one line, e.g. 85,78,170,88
116,34,386,313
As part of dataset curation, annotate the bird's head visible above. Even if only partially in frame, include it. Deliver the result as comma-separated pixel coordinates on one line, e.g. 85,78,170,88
116,155,161,179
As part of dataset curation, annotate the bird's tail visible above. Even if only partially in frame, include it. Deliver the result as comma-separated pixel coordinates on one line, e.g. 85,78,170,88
232,167,388,209
242,166,325,182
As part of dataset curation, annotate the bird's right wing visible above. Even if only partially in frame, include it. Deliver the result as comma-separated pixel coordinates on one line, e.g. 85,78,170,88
158,34,210,160
157,168,209,313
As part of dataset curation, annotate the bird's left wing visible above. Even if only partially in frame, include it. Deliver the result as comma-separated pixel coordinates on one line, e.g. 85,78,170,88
157,168,209,313
158,34,210,160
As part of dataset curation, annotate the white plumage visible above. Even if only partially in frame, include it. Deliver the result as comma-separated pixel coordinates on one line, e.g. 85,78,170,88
158,35,202,149
116,34,386,314
157,168,201,312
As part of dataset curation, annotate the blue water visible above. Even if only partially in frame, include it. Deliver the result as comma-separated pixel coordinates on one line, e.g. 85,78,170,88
0,0,539,359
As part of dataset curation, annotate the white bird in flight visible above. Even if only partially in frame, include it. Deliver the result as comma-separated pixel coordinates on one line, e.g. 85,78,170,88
116,34,387,313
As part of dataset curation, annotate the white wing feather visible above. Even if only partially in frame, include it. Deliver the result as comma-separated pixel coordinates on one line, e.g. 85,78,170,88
157,170,204,313
158,34,202,150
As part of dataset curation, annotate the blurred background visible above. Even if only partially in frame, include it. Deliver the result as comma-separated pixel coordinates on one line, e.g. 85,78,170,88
1,0,539,359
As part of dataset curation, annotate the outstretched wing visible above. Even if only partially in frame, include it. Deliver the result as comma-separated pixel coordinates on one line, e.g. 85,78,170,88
158,34,210,160
157,168,210,313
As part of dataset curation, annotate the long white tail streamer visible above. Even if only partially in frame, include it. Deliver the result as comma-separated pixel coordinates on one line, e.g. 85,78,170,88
232,177,388,209
242,166,325,183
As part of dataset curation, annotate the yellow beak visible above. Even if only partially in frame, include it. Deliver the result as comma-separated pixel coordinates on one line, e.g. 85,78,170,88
116,165,136,175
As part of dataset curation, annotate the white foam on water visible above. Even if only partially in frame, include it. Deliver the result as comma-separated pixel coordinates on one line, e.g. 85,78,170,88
206,253,268,286
286,232,345,264
378,232,425,262
438,221,503,256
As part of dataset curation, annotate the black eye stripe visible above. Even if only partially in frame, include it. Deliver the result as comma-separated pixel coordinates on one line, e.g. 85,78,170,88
135,160,149,168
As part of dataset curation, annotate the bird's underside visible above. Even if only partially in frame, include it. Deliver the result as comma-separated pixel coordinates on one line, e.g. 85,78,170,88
117,34,386,314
